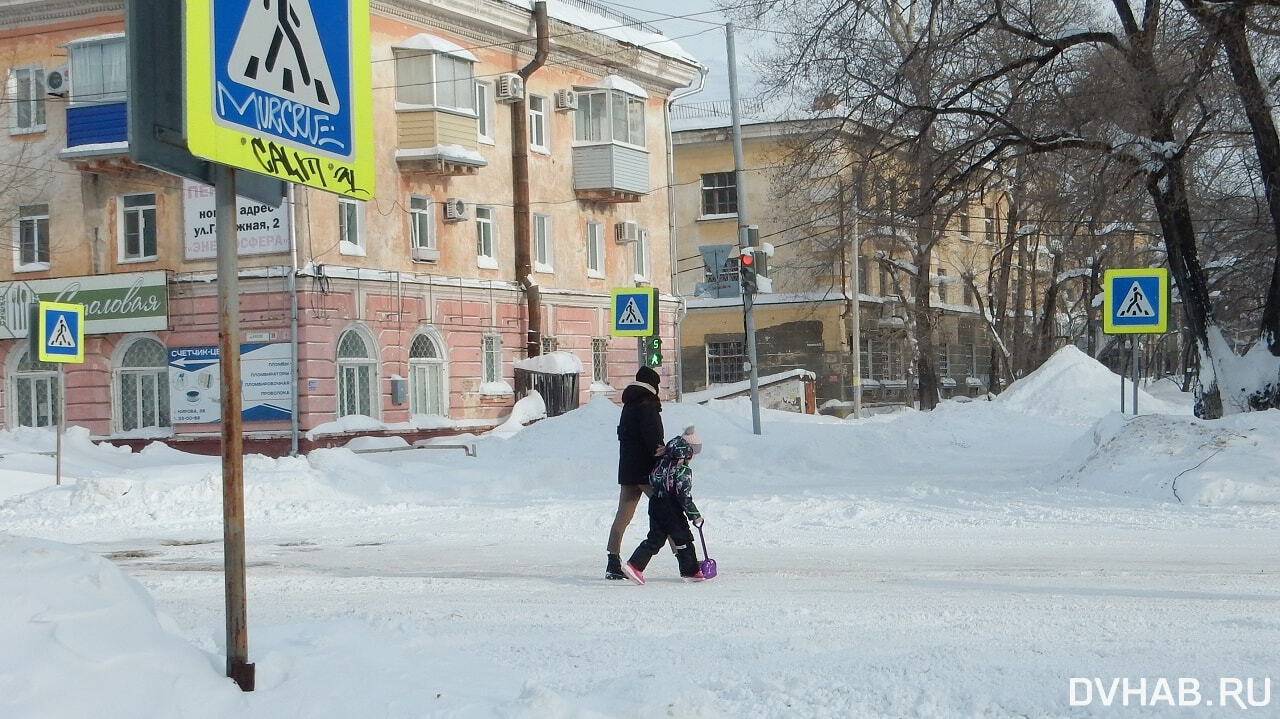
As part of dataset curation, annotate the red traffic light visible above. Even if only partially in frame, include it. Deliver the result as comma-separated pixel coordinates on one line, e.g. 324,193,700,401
740,250,755,267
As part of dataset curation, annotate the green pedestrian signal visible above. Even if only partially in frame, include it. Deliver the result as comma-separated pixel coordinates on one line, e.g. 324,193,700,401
645,335,663,367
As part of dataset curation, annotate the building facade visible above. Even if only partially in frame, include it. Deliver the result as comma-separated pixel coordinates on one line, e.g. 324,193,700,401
671,115,1033,410
0,0,699,449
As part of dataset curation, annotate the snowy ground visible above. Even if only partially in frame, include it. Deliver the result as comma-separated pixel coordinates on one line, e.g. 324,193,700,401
3,346,1279,718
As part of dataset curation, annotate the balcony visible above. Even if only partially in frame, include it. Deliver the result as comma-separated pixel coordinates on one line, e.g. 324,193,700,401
572,143,648,203
395,107,486,176
58,101,137,175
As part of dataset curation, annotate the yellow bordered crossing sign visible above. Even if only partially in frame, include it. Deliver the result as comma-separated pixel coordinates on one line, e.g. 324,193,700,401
611,288,657,337
185,0,375,199
1103,268,1169,334
37,301,85,363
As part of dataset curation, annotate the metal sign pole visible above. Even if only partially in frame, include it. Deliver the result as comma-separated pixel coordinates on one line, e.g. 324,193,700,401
56,364,64,486
1132,336,1140,416
216,164,254,691
1120,338,1127,414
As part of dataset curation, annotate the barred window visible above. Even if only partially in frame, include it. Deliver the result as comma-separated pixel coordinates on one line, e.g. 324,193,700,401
482,333,502,383
591,337,609,383
706,340,744,384
116,337,169,431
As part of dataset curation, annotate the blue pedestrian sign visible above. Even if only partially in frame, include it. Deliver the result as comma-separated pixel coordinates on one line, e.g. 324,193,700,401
37,301,85,363
611,288,657,337
1103,268,1169,334
186,0,375,198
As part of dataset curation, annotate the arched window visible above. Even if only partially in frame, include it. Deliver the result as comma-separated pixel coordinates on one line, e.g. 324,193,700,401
337,328,377,418
116,337,169,431
10,349,59,427
408,331,447,417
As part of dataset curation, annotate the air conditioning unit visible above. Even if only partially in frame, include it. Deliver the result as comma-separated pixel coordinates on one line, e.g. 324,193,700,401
554,88,578,111
443,198,469,222
496,73,524,103
45,66,69,97
614,220,639,244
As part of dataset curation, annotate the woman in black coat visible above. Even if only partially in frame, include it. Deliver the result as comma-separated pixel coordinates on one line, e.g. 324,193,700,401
605,366,664,579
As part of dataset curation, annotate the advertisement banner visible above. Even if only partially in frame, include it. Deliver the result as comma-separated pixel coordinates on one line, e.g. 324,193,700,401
169,343,294,423
182,179,291,259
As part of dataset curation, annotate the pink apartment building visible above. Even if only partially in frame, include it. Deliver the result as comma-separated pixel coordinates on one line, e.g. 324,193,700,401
0,0,701,453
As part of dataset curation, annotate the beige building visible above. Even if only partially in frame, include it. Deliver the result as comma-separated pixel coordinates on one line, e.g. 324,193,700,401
0,0,699,450
671,113,1034,410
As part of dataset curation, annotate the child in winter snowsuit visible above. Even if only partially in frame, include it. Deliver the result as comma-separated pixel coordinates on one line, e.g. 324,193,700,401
622,426,706,584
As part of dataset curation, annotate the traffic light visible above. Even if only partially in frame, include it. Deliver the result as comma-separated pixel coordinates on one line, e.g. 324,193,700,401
645,335,663,367
739,248,758,296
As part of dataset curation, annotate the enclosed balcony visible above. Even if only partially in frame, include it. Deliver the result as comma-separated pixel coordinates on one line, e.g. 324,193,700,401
571,77,651,203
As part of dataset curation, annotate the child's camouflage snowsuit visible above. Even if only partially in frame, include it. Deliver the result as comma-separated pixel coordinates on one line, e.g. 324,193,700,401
648,435,701,522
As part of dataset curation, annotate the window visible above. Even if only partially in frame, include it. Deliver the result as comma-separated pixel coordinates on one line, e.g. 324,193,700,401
958,207,971,238
339,197,364,254
16,204,49,268
963,281,974,307
69,37,126,105
984,207,996,243
540,336,559,354
476,81,494,142
860,337,874,379
958,321,978,376
937,343,951,376
633,228,650,281
529,94,549,152
409,195,436,259
10,350,58,428
394,50,475,112
936,267,948,303
482,333,502,384
574,89,645,146
591,337,609,383
11,66,45,131
586,222,604,277
408,332,447,417
701,172,737,216
116,337,169,432
533,214,552,271
887,340,906,380
707,341,745,384
337,329,377,418
121,194,157,261
879,264,893,297
857,257,869,294
718,256,741,283
475,205,496,265
575,91,607,142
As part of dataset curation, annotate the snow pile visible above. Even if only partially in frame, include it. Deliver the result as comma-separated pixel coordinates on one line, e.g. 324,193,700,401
1058,410,1280,505
0,535,241,717
996,345,1185,422
2,346,1280,718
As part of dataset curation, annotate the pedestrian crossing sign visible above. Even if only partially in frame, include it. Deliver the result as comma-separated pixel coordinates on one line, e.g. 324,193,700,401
185,0,375,200
1103,268,1169,334
37,301,85,363
611,288,657,337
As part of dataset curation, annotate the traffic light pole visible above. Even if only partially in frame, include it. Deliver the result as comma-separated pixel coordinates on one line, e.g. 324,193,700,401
727,22,761,435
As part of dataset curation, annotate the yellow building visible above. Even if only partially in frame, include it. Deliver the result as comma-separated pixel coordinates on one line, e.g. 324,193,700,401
671,113,1021,410
0,0,699,449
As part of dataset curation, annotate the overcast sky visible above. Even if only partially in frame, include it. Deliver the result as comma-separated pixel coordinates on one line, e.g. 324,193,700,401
611,0,763,102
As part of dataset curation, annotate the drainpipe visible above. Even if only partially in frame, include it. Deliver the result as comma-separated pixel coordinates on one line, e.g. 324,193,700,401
514,1,549,358
666,64,709,400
